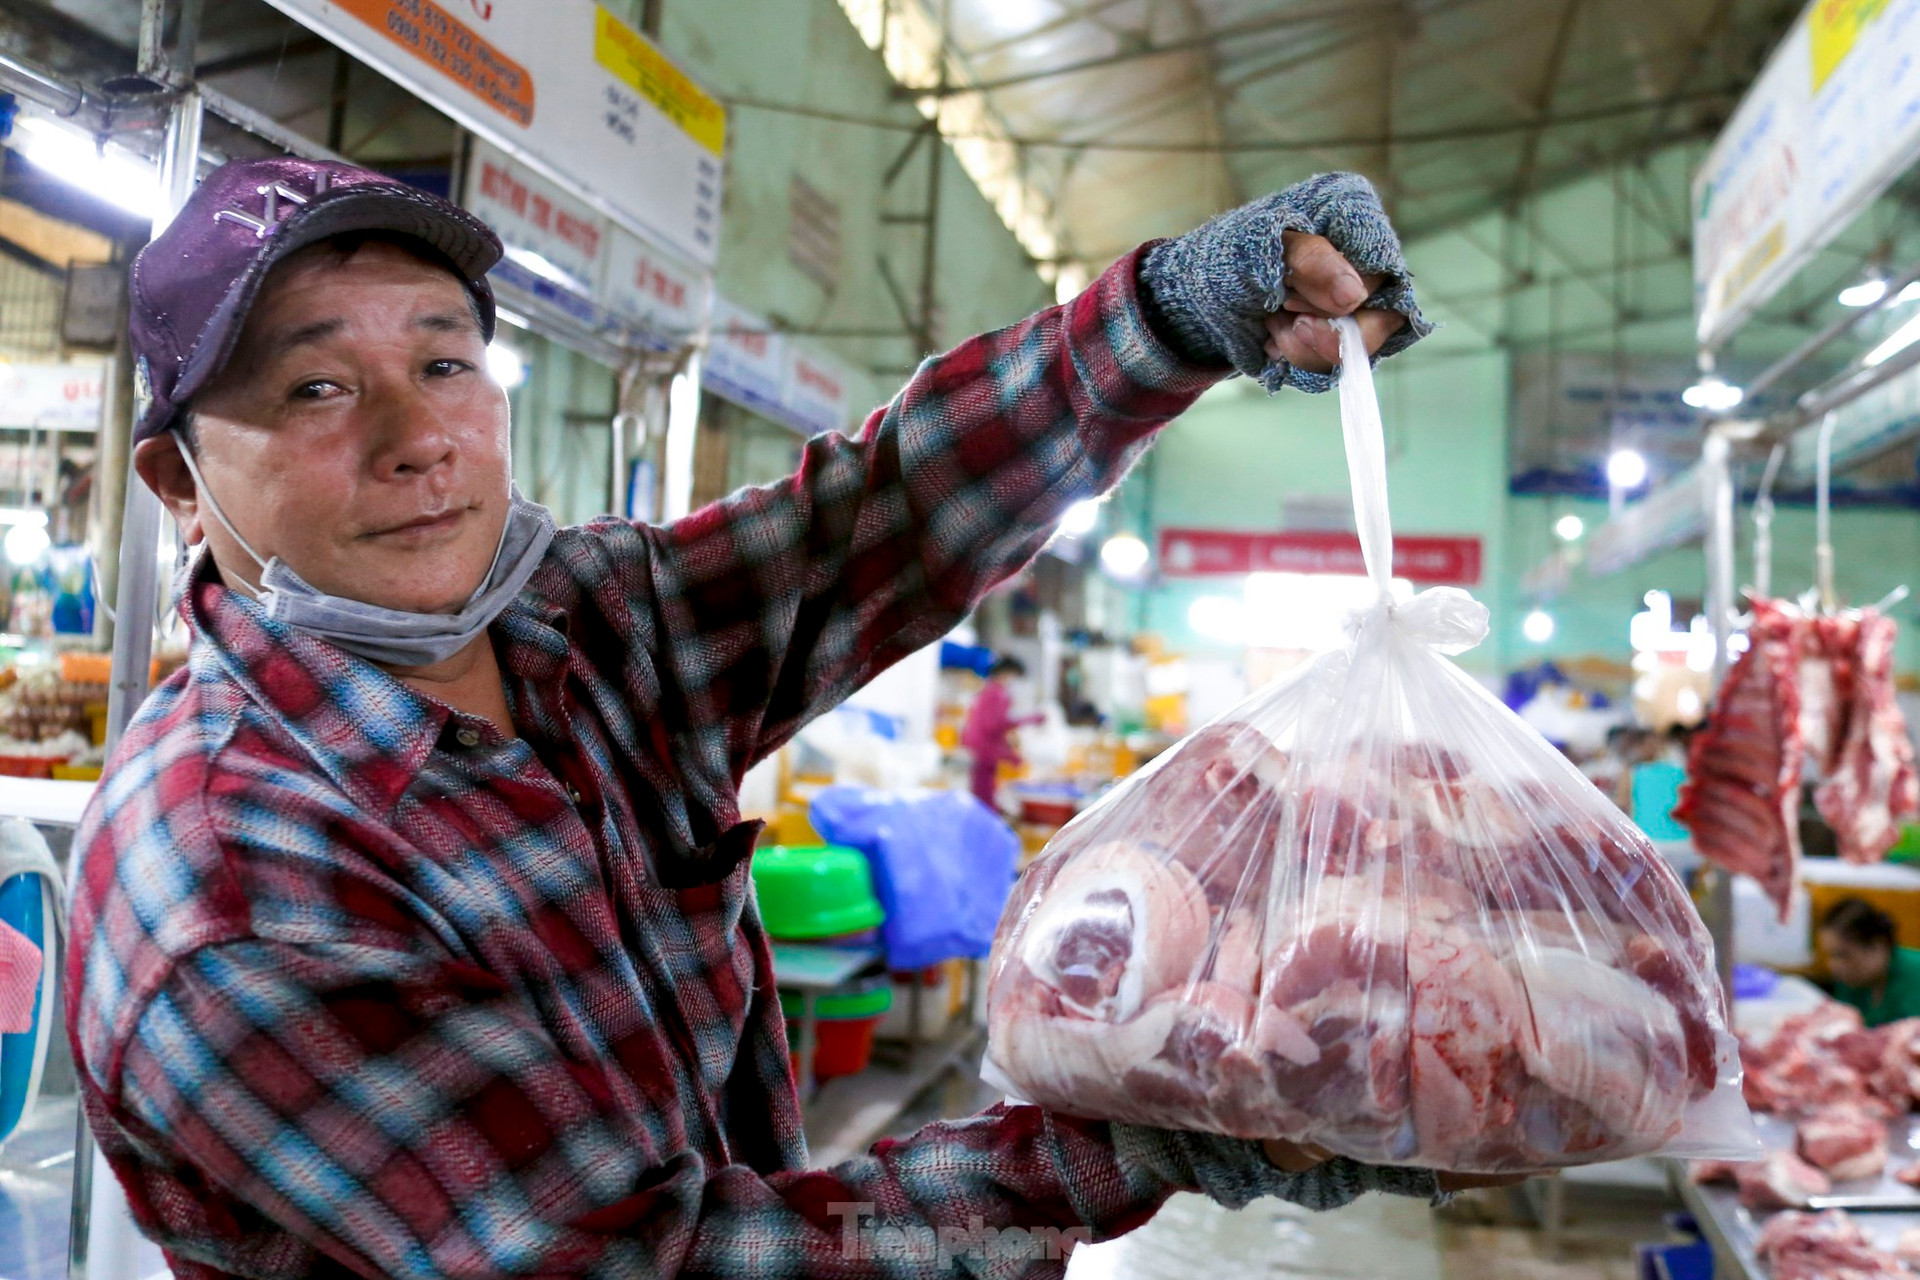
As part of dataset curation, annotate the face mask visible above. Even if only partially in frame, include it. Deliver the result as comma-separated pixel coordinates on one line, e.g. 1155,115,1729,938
172,430,555,667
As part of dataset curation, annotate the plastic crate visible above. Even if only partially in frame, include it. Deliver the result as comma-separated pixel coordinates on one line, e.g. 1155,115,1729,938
1635,1241,1712,1280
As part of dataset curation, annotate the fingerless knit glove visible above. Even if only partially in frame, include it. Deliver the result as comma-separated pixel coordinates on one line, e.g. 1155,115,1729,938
1110,1123,1446,1213
1137,172,1432,394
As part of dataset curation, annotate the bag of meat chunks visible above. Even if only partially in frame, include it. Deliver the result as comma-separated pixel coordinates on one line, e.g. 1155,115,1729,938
982,317,1761,1173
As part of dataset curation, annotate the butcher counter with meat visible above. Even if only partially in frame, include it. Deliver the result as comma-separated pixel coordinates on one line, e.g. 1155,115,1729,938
1681,988,1920,1279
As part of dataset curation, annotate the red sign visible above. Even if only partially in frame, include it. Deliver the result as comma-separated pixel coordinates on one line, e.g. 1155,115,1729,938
1158,528,1482,586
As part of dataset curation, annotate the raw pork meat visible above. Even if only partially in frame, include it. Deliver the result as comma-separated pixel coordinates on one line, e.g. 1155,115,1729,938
1738,1150,1833,1211
1816,610,1920,864
1690,1151,1832,1210
1757,1209,1916,1280
1010,841,1211,1023
1798,614,1858,778
1680,600,1918,882
1122,722,1289,907
986,719,1747,1171
1797,1104,1890,1181
1673,599,1804,919
1739,1002,1920,1119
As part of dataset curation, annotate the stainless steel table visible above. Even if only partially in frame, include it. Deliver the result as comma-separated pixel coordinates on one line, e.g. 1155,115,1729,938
1672,1114,1920,1280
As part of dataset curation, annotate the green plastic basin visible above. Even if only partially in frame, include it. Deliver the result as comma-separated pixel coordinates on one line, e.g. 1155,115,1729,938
750,844,884,940
779,980,893,1020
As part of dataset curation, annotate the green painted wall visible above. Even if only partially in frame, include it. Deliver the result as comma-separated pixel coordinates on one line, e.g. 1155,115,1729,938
1119,341,1513,672
639,0,1052,423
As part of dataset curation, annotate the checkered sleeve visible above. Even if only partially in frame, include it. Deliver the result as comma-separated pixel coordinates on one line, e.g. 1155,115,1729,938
115,938,1217,1278
624,248,1224,775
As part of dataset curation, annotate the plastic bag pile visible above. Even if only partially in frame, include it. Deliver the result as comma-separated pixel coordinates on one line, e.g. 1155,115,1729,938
982,319,1759,1173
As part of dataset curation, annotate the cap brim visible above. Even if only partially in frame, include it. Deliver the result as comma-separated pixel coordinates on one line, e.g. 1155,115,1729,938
163,183,502,425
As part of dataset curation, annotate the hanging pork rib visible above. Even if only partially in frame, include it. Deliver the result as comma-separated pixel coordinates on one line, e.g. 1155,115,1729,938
1815,608,1920,863
1673,598,1804,919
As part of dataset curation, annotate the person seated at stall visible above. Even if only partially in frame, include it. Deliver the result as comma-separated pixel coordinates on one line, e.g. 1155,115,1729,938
1820,897,1920,1026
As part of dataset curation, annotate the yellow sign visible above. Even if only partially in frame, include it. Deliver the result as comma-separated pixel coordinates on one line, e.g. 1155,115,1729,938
594,9,726,156
1717,222,1787,312
1809,0,1891,90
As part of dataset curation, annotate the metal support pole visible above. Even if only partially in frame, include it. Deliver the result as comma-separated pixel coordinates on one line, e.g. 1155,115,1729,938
71,82,204,1280
1703,434,1736,689
1815,413,1838,614
661,346,702,522
916,0,948,354
1752,443,1784,601
610,407,629,520
1701,433,1738,1005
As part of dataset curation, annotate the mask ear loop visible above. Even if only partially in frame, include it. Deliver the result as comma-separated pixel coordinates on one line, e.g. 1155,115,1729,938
467,489,521,609
169,429,273,597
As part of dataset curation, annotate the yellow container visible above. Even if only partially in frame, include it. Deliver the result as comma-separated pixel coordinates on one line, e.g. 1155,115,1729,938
52,764,102,782
60,652,113,683
86,704,108,746
767,804,822,848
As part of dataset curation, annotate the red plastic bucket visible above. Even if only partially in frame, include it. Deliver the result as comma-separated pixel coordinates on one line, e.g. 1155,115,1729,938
812,1016,882,1080
782,982,891,1082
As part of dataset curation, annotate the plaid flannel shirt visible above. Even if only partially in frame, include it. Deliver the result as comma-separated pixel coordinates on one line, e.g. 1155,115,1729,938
64,248,1259,1280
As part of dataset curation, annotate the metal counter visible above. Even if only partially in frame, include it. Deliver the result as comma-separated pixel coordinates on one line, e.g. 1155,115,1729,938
1673,1115,1920,1280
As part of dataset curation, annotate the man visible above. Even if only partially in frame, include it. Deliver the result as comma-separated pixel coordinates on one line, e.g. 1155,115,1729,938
960,655,1042,809
67,157,1488,1280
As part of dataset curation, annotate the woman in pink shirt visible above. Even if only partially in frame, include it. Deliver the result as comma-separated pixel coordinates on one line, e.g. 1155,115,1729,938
962,656,1045,810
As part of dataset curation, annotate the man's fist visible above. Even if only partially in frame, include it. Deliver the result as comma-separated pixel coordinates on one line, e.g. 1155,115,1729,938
1262,230,1409,373
1136,172,1430,392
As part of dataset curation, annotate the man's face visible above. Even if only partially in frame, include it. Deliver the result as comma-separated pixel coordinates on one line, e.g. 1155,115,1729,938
139,240,511,615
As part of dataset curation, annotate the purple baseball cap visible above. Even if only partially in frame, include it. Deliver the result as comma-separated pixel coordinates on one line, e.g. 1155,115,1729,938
129,156,503,442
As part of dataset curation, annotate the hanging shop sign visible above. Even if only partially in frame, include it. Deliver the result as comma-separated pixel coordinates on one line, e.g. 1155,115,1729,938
463,140,705,352
600,227,702,342
0,364,105,432
704,298,787,418
780,345,854,437
701,298,860,437
1693,0,1920,348
264,0,725,266
465,138,608,292
1158,528,1483,586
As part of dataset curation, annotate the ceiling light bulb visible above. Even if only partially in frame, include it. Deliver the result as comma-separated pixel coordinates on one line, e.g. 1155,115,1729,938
9,115,159,220
1840,278,1890,307
1681,377,1744,412
1553,514,1584,542
1606,449,1649,489
1523,609,1555,644
1099,533,1150,580
1864,312,1920,368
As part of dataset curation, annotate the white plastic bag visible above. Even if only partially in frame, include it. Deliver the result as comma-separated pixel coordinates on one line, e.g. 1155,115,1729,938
982,318,1761,1172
